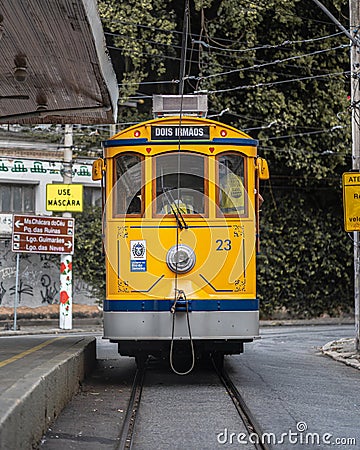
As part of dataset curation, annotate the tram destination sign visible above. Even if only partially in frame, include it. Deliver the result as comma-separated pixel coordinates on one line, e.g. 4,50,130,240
151,125,210,140
12,214,75,255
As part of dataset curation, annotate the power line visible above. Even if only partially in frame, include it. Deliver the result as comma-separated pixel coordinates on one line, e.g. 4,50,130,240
104,15,347,45
192,31,345,54
192,44,350,82
108,41,349,81
106,28,345,56
195,70,350,94
265,126,344,140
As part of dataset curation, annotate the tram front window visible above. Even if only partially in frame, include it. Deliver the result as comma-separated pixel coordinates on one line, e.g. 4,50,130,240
114,153,143,216
217,153,246,215
155,153,206,215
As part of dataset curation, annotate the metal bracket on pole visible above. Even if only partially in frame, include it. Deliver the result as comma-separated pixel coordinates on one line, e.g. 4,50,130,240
311,0,360,47
13,253,20,331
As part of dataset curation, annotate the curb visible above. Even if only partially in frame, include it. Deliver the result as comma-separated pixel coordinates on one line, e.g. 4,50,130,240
0,326,102,336
260,318,354,327
0,336,96,449
321,338,360,370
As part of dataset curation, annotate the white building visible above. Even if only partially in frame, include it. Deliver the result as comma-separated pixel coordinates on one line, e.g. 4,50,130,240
0,136,102,308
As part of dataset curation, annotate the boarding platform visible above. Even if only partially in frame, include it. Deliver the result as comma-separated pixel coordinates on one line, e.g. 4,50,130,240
0,333,96,449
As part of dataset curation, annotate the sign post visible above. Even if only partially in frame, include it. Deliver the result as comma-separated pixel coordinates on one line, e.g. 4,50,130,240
12,214,75,331
14,253,20,331
59,124,74,330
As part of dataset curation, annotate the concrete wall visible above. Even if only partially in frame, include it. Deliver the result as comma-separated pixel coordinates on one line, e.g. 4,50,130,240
0,238,98,307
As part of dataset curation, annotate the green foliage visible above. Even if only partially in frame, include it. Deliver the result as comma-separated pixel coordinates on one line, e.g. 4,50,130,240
73,207,105,302
258,188,353,318
97,0,354,317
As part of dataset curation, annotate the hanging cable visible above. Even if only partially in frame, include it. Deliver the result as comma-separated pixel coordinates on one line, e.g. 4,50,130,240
168,0,196,375
169,290,196,376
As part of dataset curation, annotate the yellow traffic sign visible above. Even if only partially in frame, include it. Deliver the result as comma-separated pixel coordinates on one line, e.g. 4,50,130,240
46,184,83,212
343,172,360,231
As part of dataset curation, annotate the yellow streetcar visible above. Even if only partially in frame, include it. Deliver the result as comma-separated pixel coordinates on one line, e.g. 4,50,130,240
93,95,269,372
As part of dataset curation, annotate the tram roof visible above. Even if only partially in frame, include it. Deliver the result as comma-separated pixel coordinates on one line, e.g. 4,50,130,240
109,116,256,141
103,116,258,152
0,0,118,124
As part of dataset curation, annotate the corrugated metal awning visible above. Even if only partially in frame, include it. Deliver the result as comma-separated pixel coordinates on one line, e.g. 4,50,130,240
0,0,118,124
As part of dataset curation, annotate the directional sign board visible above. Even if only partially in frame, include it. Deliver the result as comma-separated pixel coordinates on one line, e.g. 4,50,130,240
343,172,360,232
12,214,75,254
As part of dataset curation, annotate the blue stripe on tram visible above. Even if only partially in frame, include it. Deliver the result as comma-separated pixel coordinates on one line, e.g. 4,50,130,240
103,299,259,312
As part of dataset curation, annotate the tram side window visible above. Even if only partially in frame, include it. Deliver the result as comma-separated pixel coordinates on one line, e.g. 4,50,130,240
114,153,143,215
217,153,246,215
155,153,206,215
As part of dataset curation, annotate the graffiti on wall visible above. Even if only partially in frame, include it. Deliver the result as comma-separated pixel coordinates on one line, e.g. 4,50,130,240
0,240,97,308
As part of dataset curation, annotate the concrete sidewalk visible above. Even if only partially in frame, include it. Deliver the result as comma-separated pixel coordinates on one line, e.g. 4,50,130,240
321,337,360,371
0,334,97,449
0,317,102,336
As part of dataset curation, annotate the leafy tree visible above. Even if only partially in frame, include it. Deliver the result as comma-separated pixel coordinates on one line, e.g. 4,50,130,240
73,207,105,302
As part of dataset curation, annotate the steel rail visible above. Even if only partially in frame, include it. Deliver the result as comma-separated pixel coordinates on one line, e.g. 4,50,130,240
213,360,271,450
116,363,146,450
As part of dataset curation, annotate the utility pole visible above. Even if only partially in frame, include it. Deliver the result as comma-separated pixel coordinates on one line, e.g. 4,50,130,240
59,124,73,330
350,0,360,351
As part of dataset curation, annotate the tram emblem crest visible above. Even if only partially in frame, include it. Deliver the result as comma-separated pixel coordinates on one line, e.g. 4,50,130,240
132,242,145,258
130,240,147,272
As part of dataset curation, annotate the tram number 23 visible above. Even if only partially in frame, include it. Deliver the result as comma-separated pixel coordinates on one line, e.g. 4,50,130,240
216,239,232,251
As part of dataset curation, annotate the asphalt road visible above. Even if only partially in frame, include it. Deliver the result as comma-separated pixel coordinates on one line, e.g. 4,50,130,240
226,325,359,449
40,325,359,450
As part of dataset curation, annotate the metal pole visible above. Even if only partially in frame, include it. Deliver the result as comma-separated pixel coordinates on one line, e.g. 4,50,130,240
59,124,73,330
350,0,360,351
13,252,20,331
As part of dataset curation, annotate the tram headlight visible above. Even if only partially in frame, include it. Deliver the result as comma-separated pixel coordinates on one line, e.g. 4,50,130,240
166,244,196,274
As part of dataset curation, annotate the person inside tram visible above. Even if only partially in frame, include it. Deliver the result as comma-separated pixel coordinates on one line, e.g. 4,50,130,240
162,192,194,214
127,192,141,214
219,159,245,214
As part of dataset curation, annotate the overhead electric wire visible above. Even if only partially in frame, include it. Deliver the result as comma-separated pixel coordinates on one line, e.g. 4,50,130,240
265,127,344,140
106,29,349,69
196,70,350,94
105,17,349,46
106,28,346,56
110,44,348,86
192,30,345,53
193,44,350,82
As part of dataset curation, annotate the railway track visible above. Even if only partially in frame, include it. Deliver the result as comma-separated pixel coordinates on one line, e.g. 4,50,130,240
116,357,269,450
213,360,270,450
116,363,147,450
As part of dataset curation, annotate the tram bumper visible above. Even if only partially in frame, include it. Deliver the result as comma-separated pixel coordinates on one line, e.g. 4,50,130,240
104,310,258,354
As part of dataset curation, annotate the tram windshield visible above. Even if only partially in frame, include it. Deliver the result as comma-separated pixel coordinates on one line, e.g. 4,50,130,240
114,153,143,216
217,153,246,215
155,153,206,215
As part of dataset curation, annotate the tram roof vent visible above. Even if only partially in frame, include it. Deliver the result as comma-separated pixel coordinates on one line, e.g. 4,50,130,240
152,95,208,118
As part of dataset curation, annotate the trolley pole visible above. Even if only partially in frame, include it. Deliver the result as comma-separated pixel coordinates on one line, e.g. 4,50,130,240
350,0,360,352
59,124,73,330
